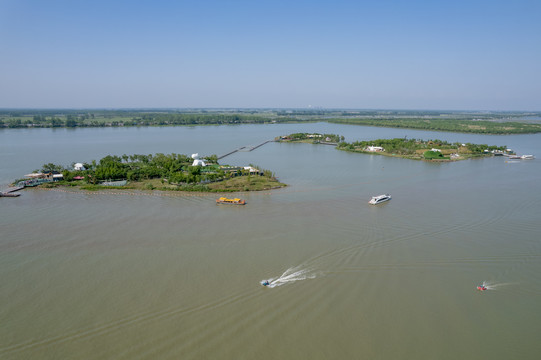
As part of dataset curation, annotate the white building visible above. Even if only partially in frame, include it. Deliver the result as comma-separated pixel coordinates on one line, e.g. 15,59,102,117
191,153,206,167
74,163,85,171
366,146,384,152
243,166,262,174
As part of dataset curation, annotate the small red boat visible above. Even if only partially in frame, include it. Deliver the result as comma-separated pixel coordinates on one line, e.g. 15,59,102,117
477,285,487,291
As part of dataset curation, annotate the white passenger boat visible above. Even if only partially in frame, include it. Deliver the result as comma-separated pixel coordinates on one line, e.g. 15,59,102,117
521,155,535,159
369,194,391,205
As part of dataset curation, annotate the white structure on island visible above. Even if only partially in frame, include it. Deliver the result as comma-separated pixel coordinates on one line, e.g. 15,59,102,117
243,166,262,174
191,153,207,166
366,146,384,152
74,163,85,171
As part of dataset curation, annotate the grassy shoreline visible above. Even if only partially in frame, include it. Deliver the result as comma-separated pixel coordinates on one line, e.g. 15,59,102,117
335,147,491,161
41,175,287,193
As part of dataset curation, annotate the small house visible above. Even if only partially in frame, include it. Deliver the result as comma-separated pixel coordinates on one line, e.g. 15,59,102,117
243,166,263,175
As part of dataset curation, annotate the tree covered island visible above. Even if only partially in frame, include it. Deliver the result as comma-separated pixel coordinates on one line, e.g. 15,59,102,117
22,153,286,192
278,133,509,161
337,138,509,161
276,133,344,144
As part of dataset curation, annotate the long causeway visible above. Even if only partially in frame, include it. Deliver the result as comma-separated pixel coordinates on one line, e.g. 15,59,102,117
217,139,273,160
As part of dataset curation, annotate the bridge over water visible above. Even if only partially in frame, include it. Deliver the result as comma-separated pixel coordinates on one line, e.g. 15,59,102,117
217,139,274,160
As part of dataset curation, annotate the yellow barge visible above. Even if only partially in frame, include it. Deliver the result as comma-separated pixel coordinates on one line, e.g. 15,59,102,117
216,197,246,205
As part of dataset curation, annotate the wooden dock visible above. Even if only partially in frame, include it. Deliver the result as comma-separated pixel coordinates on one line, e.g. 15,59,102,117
1,186,24,193
0,185,24,197
218,140,274,160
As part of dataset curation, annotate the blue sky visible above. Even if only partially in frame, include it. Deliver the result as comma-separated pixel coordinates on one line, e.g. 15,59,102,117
1,0,540,110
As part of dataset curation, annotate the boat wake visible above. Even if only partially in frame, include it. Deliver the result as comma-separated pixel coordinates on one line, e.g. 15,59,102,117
479,281,515,291
262,265,319,288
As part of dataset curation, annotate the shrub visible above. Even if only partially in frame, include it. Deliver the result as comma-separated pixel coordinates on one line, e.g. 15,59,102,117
424,150,444,159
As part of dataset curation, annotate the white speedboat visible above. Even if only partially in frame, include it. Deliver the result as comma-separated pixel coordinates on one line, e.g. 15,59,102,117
521,155,535,159
369,194,391,205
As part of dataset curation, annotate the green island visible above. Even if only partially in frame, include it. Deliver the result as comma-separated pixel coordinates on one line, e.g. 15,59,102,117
2,109,541,134
15,153,286,193
277,133,509,161
275,133,344,144
11,134,515,195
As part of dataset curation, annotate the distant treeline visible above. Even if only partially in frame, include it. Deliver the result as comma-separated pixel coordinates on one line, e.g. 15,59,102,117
0,112,296,128
328,118,541,134
1,109,540,134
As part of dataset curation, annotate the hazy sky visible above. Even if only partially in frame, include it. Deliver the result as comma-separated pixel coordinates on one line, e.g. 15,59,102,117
1,0,540,110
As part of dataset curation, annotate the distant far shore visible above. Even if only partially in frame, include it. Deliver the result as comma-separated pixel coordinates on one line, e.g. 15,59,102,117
1,109,541,134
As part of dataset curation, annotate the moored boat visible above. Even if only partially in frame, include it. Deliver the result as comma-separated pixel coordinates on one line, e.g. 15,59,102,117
521,155,535,159
216,197,246,205
369,194,391,205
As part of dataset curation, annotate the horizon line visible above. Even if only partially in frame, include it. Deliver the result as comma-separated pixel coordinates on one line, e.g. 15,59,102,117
1,107,540,113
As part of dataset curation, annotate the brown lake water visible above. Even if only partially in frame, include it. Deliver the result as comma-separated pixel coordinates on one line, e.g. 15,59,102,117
1,124,541,359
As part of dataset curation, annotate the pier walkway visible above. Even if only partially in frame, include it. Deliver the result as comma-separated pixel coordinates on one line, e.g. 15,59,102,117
1,185,24,194
218,139,274,160
0,185,24,197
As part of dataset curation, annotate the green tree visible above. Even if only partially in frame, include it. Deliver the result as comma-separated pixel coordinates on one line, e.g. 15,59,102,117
188,166,201,176
204,154,218,164
41,163,65,173
65,119,77,127
62,170,75,181
424,150,444,159
8,119,22,128
51,117,63,127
